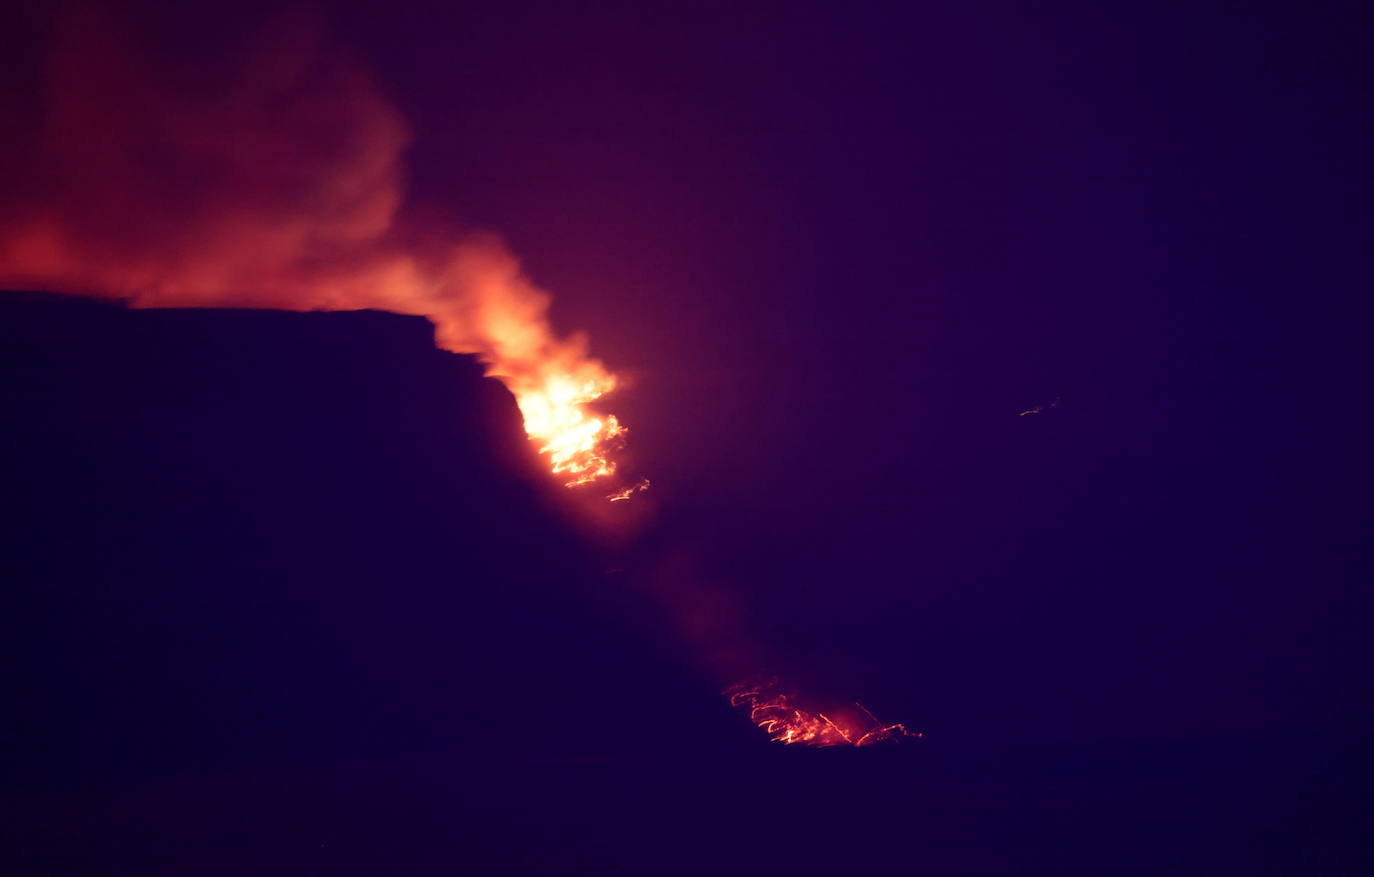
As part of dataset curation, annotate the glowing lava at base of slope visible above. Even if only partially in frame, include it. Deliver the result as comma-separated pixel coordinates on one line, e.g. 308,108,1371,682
728,681,918,747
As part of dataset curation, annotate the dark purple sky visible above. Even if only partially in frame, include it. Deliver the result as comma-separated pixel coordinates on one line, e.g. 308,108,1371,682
2,4,1370,874
2,0,1367,745
325,0,1365,741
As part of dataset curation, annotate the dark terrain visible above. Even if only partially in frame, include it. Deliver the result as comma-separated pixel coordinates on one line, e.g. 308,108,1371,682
2,295,1366,875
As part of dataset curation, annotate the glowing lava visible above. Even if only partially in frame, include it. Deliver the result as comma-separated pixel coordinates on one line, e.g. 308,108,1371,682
727,681,917,747
608,478,650,502
509,371,625,487
0,10,644,500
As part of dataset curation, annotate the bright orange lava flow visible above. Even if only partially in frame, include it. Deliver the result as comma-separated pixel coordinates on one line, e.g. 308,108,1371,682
511,372,625,488
608,478,650,502
728,682,917,747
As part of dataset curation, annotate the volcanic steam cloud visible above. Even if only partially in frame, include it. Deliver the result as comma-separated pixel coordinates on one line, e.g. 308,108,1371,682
0,5,908,747
0,6,629,492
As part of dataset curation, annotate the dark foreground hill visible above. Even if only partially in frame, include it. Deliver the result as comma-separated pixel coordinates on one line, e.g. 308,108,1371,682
0,294,728,766
1,293,1365,875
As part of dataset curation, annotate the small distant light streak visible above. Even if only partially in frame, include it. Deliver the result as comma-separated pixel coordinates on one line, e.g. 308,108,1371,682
1018,395,1061,416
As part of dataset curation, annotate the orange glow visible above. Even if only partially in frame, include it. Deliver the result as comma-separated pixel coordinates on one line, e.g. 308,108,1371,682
0,13,642,499
727,681,916,747
510,372,624,487
608,478,650,502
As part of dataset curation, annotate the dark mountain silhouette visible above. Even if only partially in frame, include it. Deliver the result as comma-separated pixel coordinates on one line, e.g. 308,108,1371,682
0,294,730,775
2,293,1363,876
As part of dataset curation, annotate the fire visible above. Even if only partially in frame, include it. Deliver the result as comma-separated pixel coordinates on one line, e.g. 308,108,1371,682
1,13,928,761
727,681,917,747
510,372,625,487
0,10,645,500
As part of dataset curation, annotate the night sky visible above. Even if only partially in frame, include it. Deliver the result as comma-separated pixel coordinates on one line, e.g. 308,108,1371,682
2,2,1369,874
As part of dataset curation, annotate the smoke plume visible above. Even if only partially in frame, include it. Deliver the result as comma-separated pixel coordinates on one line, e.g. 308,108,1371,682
1,3,905,745
0,4,626,488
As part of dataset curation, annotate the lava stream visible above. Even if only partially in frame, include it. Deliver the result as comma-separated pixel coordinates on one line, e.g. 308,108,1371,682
727,681,917,747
